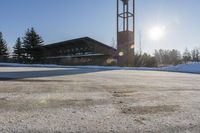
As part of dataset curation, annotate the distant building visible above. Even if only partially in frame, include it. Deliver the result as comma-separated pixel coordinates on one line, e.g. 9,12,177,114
43,37,116,65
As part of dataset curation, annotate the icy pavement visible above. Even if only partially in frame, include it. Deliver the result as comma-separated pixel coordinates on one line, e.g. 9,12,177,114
0,66,200,132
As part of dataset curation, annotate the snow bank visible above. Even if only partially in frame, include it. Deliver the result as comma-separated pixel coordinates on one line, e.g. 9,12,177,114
0,62,200,74
160,62,200,74
80,63,200,74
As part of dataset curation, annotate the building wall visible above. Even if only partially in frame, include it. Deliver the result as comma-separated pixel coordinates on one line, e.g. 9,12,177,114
45,55,114,66
43,38,116,65
117,31,134,66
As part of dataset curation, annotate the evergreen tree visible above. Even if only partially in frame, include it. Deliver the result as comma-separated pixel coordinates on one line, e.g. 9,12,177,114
13,37,23,63
22,27,44,63
0,32,9,61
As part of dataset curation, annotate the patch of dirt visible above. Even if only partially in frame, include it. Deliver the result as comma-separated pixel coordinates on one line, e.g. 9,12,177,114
0,97,8,101
99,84,135,91
113,90,137,97
134,117,147,125
0,98,110,112
36,98,109,108
159,89,200,92
0,86,60,93
121,105,179,115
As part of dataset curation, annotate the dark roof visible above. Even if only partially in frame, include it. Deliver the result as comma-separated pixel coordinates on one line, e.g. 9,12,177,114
44,37,116,50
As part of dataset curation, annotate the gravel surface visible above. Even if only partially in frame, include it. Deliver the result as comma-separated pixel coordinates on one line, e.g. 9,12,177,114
0,67,200,133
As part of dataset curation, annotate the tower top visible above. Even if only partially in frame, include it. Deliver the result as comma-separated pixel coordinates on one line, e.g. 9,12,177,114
117,0,134,32
121,0,129,5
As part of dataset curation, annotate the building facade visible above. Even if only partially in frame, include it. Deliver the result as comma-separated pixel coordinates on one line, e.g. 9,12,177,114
43,37,116,65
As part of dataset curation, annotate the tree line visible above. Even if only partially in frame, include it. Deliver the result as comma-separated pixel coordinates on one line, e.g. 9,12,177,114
0,28,200,66
0,28,44,63
134,48,200,67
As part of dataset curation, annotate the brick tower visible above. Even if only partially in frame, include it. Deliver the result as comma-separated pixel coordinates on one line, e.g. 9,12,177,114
117,0,135,66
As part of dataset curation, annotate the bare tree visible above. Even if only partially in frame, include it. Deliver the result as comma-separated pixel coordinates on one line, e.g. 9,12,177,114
183,48,191,63
191,47,200,62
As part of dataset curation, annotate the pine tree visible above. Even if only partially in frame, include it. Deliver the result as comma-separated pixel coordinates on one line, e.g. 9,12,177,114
22,27,44,63
13,37,23,63
0,32,9,61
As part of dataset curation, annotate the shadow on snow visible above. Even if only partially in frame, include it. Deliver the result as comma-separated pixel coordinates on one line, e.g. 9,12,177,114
0,67,113,81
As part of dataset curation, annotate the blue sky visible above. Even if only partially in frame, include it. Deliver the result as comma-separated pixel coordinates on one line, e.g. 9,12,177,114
0,0,200,54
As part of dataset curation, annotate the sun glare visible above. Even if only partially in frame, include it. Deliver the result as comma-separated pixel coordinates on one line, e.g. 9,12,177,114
149,25,166,41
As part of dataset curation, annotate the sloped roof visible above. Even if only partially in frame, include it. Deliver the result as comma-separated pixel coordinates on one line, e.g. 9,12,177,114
44,37,116,50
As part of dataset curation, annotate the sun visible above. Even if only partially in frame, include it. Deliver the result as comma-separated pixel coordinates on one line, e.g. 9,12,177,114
149,25,166,41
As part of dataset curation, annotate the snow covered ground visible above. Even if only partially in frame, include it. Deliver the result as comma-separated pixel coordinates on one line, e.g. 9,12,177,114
0,62,200,74
160,63,200,74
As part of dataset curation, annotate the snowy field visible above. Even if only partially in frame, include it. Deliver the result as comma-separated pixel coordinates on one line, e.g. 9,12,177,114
0,63,200,132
